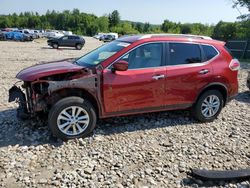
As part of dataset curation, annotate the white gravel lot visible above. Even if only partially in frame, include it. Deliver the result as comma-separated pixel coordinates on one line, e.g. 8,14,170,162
0,38,249,188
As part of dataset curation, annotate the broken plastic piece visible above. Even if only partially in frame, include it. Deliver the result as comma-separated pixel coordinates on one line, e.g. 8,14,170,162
191,168,250,181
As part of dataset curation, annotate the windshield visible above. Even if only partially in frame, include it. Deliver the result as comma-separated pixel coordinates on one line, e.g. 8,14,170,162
75,41,130,66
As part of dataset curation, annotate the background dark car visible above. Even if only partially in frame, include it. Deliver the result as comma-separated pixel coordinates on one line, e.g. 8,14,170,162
47,35,85,50
103,34,115,42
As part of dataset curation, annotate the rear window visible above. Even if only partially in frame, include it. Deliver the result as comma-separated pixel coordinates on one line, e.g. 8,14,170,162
169,43,202,65
202,45,218,61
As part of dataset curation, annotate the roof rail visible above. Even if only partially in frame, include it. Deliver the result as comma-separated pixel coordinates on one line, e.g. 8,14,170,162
139,34,212,40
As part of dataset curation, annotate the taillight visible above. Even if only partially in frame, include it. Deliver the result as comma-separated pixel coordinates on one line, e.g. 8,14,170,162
229,59,240,71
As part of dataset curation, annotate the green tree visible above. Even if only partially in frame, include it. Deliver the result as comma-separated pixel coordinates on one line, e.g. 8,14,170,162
110,22,139,35
0,17,12,28
233,0,250,19
143,22,151,33
235,20,250,39
212,21,237,40
161,19,181,34
180,24,192,34
108,10,120,27
97,16,109,32
135,22,143,33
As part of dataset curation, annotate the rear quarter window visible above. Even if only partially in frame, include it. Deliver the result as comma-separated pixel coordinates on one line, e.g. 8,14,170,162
202,45,219,61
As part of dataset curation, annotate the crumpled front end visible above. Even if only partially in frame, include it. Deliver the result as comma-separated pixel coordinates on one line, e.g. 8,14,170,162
9,82,34,119
9,62,100,119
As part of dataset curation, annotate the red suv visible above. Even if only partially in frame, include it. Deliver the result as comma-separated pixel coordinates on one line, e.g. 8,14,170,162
9,34,240,140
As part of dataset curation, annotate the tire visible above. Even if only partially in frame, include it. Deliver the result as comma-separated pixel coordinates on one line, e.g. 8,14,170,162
52,43,59,49
48,97,97,140
192,90,224,122
75,43,83,50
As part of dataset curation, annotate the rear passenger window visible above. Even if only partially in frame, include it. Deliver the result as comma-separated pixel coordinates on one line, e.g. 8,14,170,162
202,45,218,61
169,43,202,65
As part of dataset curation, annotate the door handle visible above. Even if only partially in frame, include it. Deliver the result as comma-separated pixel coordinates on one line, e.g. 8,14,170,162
199,69,210,75
152,75,165,80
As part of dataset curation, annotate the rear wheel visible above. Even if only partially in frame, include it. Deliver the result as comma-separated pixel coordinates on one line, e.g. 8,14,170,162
192,90,224,122
48,97,97,140
75,43,83,50
52,43,59,49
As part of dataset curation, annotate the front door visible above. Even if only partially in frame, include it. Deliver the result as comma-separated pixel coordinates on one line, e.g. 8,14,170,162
103,43,167,113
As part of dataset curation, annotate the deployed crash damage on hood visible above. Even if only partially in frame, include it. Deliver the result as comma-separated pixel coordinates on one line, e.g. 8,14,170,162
9,59,101,120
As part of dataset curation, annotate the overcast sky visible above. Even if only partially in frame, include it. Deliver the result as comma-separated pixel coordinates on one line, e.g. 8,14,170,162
0,0,248,24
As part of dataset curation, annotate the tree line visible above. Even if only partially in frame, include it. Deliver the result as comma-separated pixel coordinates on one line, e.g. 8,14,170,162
0,9,249,41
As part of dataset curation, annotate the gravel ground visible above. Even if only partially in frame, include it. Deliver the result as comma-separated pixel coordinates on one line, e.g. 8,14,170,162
0,38,249,188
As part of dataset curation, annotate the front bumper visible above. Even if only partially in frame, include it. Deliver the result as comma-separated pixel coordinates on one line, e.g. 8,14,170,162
9,85,29,119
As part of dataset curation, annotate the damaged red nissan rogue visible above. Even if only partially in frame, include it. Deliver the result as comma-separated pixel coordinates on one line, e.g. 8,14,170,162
9,34,240,140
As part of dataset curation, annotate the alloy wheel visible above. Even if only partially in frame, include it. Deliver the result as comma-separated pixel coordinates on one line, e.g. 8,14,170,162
201,95,220,118
57,106,90,136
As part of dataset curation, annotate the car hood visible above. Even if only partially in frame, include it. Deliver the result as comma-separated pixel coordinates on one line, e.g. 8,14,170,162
16,59,83,81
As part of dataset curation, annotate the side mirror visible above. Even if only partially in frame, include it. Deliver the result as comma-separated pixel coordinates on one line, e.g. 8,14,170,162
112,60,128,72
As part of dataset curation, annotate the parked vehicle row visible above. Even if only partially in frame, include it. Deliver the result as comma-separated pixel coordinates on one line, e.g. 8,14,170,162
45,30,64,38
9,34,240,140
0,28,74,40
93,32,118,42
44,30,73,38
0,31,6,40
0,28,45,41
0,31,34,41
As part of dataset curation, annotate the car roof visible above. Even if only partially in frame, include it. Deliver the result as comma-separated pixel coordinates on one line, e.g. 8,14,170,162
117,34,225,46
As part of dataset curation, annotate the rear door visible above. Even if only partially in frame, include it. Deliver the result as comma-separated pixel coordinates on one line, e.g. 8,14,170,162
60,36,69,46
68,36,76,47
164,42,214,106
103,42,167,113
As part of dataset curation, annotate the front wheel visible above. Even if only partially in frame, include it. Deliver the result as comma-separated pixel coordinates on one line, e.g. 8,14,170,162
52,43,59,49
192,90,224,122
75,44,83,50
48,97,97,140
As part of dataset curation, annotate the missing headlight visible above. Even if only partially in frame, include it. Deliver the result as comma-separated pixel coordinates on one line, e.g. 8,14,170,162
32,82,49,95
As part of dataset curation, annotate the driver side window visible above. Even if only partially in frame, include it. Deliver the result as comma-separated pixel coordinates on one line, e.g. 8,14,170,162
121,43,163,69
62,36,68,40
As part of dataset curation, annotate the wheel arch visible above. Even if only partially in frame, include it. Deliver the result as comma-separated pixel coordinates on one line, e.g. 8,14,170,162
47,88,100,117
196,83,228,107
